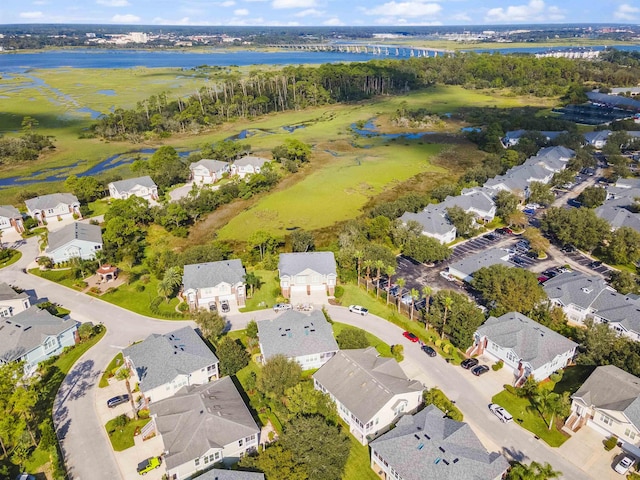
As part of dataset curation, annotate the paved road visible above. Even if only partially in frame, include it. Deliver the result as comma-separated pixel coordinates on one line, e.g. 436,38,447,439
326,305,591,480
3,237,593,480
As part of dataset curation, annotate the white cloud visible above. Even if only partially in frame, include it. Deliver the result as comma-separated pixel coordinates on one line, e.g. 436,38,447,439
450,12,471,22
484,0,554,22
234,8,249,15
614,4,640,21
111,13,141,22
32,0,49,5
323,17,344,26
97,0,130,6
218,0,235,6
272,0,317,9
375,16,442,25
294,8,324,17
364,1,442,18
19,11,44,18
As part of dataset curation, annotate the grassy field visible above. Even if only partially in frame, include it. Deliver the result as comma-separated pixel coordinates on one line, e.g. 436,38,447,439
241,270,281,312
332,321,393,358
105,417,151,451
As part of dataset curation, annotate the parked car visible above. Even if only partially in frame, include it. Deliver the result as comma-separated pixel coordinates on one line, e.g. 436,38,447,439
389,285,400,296
403,331,419,342
483,233,497,241
488,403,513,423
401,293,413,305
512,256,526,265
561,244,575,253
421,345,437,357
137,456,162,475
273,303,292,312
589,260,603,269
471,365,490,376
16,474,36,480
537,276,549,284
461,358,479,369
348,305,369,315
542,269,558,278
526,250,538,259
220,299,230,313
107,394,129,408
614,455,635,475
208,302,217,312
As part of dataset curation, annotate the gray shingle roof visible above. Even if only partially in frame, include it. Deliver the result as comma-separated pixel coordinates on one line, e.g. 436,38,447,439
584,130,612,144
0,307,77,362
278,252,336,277
197,470,265,480
47,222,103,252
150,376,259,470
401,205,455,237
312,347,423,423
370,405,509,480
109,175,156,194
591,290,640,333
477,312,577,370
233,156,268,168
596,204,640,231
441,190,495,216
587,91,640,110
25,193,79,211
0,283,28,302
573,365,640,429
448,248,511,279
536,145,575,160
0,205,21,220
258,310,338,361
190,159,229,172
183,260,246,291
123,327,218,392
543,271,609,310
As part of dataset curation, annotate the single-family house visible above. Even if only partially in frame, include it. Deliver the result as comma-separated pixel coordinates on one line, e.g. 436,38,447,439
467,312,577,384
123,326,219,404
0,306,78,373
370,405,510,480
257,310,339,370
278,252,337,299
400,205,456,244
189,159,230,184
108,175,158,201
525,146,574,173
196,470,264,480
149,376,260,480
502,129,565,148
313,347,424,445
584,130,612,149
0,283,31,318
182,259,246,311
231,156,269,179
45,222,103,264
566,365,640,456
447,248,512,283
25,193,81,224
0,205,24,233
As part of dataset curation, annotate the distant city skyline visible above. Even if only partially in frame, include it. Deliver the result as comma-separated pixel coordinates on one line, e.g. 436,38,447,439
0,0,639,27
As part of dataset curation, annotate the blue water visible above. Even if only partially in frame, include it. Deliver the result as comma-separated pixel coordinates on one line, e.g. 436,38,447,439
461,126,481,132
76,107,103,119
97,89,116,96
351,118,435,140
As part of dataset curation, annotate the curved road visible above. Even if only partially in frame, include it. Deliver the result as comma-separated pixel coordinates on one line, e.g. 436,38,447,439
4,238,589,480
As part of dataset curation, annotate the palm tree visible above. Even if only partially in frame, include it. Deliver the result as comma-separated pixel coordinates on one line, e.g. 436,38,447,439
244,272,262,298
115,367,138,419
385,265,396,305
441,296,453,339
410,288,420,321
396,277,406,311
507,461,561,480
374,260,385,294
363,259,373,291
354,249,363,281
421,285,432,316
157,266,182,302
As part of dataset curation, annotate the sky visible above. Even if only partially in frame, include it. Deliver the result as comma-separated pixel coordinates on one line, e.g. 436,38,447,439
1,0,639,27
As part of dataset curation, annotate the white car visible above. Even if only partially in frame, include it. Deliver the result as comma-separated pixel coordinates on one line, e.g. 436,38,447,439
614,456,635,475
488,403,513,423
348,305,368,315
273,303,293,312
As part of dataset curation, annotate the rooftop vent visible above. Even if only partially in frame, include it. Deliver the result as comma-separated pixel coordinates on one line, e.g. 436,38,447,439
424,434,430,440
439,446,445,453
414,434,420,440
417,443,424,450
453,458,459,464
582,287,593,294
442,460,450,466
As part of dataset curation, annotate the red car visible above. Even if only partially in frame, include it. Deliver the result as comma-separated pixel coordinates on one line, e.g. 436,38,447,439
537,276,549,284
403,331,419,342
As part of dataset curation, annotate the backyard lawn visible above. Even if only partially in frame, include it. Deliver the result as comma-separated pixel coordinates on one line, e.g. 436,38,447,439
0,249,21,268
343,434,379,480
241,269,281,312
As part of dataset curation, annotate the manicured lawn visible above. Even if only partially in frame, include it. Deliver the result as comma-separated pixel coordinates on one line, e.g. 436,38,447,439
86,198,111,218
99,352,125,388
29,267,82,289
343,434,379,480
492,388,570,447
105,416,151,451
0,249,21,268
241,270,281,312
332,322,392,358
553,365,596,396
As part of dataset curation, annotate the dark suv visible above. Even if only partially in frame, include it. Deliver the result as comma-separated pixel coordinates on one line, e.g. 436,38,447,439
461,358,479,369
107,394,129,408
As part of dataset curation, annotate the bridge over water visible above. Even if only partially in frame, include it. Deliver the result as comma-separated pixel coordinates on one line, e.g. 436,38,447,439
267,43,453,58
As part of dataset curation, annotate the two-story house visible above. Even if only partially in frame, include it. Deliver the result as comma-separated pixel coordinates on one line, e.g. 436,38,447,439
257,310,339,370
25,193,81,224
182,259,246,311
313,347,424,445
467,312,577,385
149,376,260,480
108,176,158,201
0,283,31,318
0,205,24,233
400,205,456,244
231,156,269,179
0,306,78,373
45,222,103,264
122,326,219,404
278,252,337,300
189,159,230,184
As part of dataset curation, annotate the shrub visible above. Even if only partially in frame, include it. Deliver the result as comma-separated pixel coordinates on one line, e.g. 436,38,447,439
435,338,442,347
549,369,564,383
442,343,451,354
333,285,344,299
113,414,129,428
604,435,618,451
138,409,150,419
391,344,404,361
140,274,151,285
135,284,145,292
504,384,517,395
492,360,504,371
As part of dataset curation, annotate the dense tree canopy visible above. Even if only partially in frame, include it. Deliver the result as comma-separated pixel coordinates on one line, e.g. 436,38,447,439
426,290,485,349
540,207,611,252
